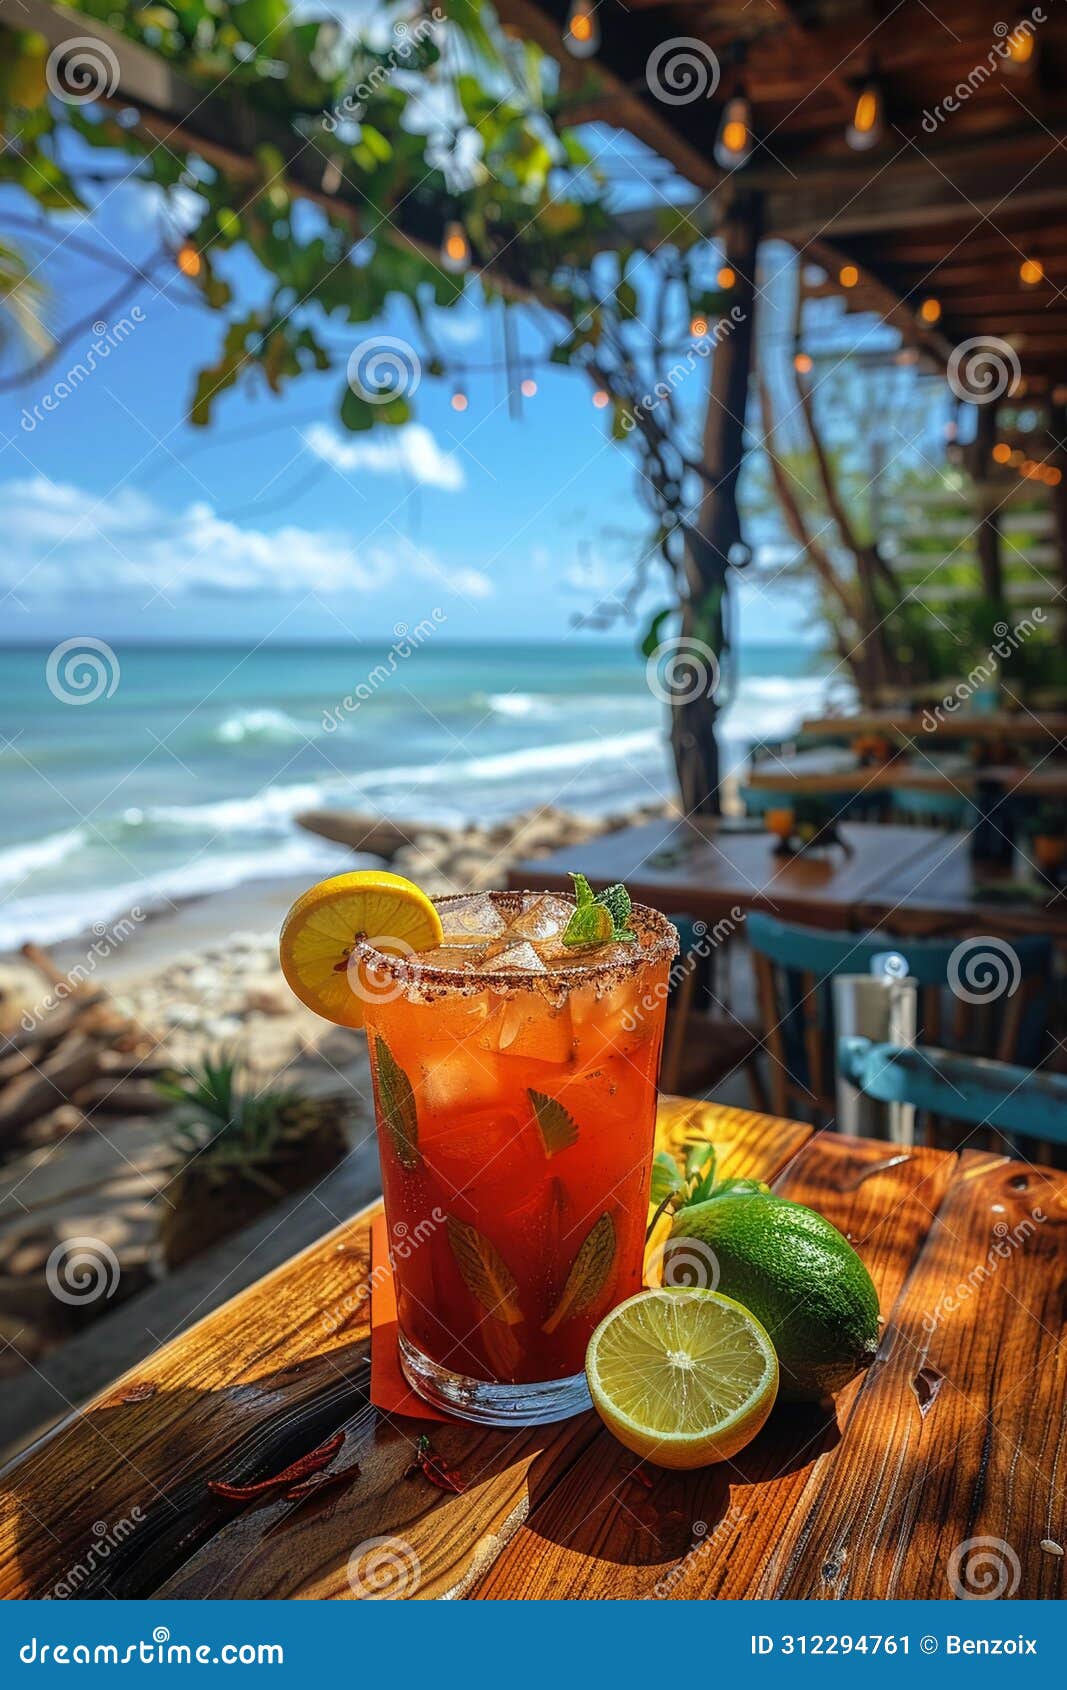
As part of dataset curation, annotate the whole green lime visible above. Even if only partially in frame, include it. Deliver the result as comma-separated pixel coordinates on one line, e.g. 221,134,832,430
663,1193,880,1400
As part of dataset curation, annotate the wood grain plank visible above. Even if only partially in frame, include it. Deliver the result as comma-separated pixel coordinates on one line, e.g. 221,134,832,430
770,1153,1067,1599
0,1101,809,1600
152,1105,810,1599
471,1134,958,1601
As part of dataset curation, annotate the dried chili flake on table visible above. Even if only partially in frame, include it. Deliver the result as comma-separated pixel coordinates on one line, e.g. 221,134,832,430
402,1434,466,1494
207,1430,346,1500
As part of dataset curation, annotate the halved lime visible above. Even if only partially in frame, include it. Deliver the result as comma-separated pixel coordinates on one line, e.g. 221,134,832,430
585,1288,778,1469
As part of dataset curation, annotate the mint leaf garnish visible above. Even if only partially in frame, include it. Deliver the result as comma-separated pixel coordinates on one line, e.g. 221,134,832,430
562,871,639,947
528,1089,580,1156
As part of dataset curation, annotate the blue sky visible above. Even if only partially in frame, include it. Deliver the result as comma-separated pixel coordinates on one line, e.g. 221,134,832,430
0,108,850,648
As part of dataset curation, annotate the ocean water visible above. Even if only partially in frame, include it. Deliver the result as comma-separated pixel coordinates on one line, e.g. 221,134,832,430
0,641,848,948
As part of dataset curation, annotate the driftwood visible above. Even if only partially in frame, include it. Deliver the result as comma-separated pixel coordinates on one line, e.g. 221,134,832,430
0,946,161,1147
295,809,442,859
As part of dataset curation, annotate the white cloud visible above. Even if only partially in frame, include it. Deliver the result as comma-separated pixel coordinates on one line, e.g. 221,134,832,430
303,422,465,492
0,475,494,602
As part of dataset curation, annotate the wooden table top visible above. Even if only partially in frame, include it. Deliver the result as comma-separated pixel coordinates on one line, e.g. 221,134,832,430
853,827,1067,940
801,710,1067,743
511,818,947,930
2,1099,1064,1601
746,749,1067,799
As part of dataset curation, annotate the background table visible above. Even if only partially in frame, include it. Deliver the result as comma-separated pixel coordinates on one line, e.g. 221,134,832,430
1,1100,1063,1601
510,820,947,931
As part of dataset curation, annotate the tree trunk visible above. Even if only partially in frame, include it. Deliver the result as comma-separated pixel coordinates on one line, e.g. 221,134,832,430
973,401,1005,610
671,199,760,816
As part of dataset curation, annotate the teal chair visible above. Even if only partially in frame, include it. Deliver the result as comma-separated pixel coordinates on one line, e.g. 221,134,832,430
889,786,976,829
662,915,766,1107
747,912,1052,1124
839,1036,1067,1161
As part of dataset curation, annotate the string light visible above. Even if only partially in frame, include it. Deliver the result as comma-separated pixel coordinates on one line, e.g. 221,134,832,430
895,347,919,366
918,297,942,325
839,264,859,289
563,0,600,58
717,265,736,289
592,388,610,408
690,315,709,337
441,221,470,274
1019,258,1044,286
992,442,1012,464
176,241,201,279
793,352,814,374
521,377,537,398
450,386,468,412
714,95,753,171
1004,24,1036,70
846,83,885,151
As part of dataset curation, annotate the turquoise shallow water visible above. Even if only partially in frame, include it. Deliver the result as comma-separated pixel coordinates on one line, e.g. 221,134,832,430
0,639,846,946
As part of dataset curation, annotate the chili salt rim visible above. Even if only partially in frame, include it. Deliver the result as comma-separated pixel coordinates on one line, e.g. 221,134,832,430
353,891,679,1005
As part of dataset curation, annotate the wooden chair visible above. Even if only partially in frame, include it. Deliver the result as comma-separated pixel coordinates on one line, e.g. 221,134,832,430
659,915,768,1110
839,1035,1067,1164
747,911,1052,1126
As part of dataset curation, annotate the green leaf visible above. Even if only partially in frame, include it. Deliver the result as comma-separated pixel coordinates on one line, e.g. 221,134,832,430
640,607,674,660
543,1213,616,1334
563,873,637,946
528,1089,580,1157
685,1141,715,1184
569,871,594,907
650,1151,684,1205
371,1037,419,1169
596,882,631,928
446,1217,523,1325
562,902,613,947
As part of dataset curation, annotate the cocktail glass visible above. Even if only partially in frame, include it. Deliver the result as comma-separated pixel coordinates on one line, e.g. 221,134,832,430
356,890,677,1426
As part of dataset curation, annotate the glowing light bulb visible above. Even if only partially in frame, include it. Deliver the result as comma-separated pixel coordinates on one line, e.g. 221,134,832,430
846,83,885,151
451,388,468,412
521,377,538,398
839,264,859,289
1005,25,1036,69
176,242,201,279
717,266,736,289
919,297,942,325
714,96,752,170
1048,467,1063,486
564,0,600,58
793,352,814,374
441,220,470,274
592,388,610,408
1020,258,1044,286
992,442,1012,464
690,316,709,337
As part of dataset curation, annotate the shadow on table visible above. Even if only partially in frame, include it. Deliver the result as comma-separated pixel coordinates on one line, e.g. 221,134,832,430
519,1396,842,1575
2,1339,372,1600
